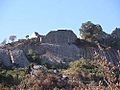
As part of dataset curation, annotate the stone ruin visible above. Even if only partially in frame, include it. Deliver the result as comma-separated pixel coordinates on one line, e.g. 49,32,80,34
44,30,77,44
0,22,120,67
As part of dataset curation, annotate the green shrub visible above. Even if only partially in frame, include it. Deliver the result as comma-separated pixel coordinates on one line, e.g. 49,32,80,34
27,48,41,64
0,72,14,87
69,58,86,69
0,68,27,88
68,58,104,77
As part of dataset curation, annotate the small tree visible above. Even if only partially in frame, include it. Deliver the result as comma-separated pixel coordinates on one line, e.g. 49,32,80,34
27,48,40,63
26,35,29,39
9,35,16,42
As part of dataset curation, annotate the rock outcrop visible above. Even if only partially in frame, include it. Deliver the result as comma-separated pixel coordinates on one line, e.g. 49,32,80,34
78,21,120,65
0,22,120,67
39,43,80,67
0,49,30,67
9,49,29,67
79,21,113,47
79,21,102,40
111,28,120,39
0,49,12,66
111,28,120,49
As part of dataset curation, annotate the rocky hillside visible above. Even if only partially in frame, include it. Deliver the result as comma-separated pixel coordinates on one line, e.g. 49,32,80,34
0,21,120,67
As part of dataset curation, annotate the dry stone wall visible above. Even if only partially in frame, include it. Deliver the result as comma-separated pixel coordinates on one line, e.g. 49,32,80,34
44,30,77,44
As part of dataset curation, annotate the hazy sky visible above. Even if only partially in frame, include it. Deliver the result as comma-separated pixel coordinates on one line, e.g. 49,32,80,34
0,0,120,42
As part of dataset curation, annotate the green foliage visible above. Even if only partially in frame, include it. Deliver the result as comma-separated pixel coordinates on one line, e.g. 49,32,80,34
28,48,34,55
27,48,40,63
0,73,14,86
25,35,29,39
6,68,27,79
69,58,86,69
68,58,104,77
0,68,27,88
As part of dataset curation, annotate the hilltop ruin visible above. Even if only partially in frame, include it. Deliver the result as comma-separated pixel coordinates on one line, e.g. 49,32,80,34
0,21,120,67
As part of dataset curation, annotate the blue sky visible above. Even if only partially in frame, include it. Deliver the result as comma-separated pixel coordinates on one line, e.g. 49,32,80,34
0,0,120,42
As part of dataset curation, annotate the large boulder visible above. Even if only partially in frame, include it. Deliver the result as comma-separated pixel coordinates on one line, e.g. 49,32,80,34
111,28,120,49
79,21,102,40
44,30,77,44
79,21,112,47
111,28,120,39
0,49,12,67
10,49,29,67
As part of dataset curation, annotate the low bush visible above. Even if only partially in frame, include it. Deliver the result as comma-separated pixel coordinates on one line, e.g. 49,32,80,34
27,48,41,64
0,68,27,89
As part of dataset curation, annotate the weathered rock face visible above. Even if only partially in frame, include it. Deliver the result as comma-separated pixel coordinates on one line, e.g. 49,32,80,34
13,39,120,66
0,49,12,66
10,49,29,67
79,21,120,49
0,27,120,67
111,28,120,39
41,43,80,59
111,28,120,49
44,30,77,44
79,21,111,46
16,43,80,67
39,43,80,64
0,48,30,67
78,21,120,65
79,21,102,40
